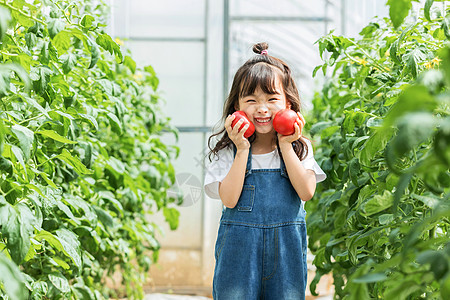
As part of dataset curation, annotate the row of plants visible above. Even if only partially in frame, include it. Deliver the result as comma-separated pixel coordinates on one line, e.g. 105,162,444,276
306,0,449,299
0,0,179,299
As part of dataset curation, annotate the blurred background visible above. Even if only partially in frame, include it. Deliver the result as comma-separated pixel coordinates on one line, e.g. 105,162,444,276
106,0,389,297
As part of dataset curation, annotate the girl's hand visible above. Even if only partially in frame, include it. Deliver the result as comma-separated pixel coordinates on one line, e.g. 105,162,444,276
225,114,251,150
278,112,306,145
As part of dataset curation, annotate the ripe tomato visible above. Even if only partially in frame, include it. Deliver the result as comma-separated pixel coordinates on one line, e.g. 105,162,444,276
273,109,301,135
231,111,255,138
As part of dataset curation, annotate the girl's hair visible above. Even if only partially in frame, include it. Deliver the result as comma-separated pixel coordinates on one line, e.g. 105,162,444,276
207,42,309,162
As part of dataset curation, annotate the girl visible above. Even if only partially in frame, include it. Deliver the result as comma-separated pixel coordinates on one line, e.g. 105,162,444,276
204,42,326,299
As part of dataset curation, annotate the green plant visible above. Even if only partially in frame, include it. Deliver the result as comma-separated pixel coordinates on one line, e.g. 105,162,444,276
306,1,450,299
0,0,179,299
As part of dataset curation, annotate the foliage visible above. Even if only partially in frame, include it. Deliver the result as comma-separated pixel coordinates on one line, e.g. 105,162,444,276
306,1,450,299
0,0,179,299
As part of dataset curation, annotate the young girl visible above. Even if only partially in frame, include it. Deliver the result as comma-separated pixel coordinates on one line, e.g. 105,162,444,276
204,42,326,299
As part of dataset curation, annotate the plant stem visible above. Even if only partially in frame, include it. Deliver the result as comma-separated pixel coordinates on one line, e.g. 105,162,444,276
18,113,44,125
0,0,45,25
0,51,18,57
347,39,391,72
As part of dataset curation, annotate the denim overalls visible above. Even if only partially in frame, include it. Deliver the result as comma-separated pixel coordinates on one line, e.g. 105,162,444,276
213,146,308,300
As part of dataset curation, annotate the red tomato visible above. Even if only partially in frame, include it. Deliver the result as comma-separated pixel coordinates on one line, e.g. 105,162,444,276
231,111,255,138
273,109,301,135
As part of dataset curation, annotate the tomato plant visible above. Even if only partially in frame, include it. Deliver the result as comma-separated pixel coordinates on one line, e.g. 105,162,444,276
306,1,450,299
0,0,179,299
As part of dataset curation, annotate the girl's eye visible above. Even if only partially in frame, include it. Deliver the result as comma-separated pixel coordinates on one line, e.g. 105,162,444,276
246,99,256,103
269,98,279,101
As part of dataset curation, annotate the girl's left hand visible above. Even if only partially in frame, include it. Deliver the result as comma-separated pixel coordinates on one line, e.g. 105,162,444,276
277,112,306,145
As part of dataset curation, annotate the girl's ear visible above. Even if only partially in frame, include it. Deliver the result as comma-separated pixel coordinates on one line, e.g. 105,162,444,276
286,102,292,109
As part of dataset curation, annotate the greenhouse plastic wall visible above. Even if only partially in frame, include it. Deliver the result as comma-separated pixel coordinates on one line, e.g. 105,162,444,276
107,0,388,295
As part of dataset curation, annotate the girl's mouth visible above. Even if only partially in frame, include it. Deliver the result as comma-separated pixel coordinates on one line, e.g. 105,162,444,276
254,117,271,125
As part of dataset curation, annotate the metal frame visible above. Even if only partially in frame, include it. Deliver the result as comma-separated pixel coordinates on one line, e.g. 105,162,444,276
124,0,211,257
223,0,334,100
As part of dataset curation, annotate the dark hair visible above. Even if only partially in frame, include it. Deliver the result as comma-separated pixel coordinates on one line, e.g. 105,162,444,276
207,42,309,162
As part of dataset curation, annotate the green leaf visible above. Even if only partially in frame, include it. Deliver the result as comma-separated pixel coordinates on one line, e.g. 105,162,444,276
383,85,436,129
442,273,450,299
48,19,65,39
387,0,413,28
56,201,80,225
0,118,4,154
385,280,421,300
391,112,436,157
35,230,64,252
107,112,123,135
3,63,31,92
353,272,387,283
0,6,11,42
107,156,126,174
349,158,360,186
36,130,77,144
80,15,95,28
1,203,36,264
0,252,28,300
96,33,123,62
124,56,136,73
163,207,180,230
53,30,71,54
359,127,394,166
32,66,53,95
11,146,27,179
93,206,114,228
23,95,50,118
58,149,93,175
11,124,34,160
417,250,448,280
78,113,98,131
425,0,434,21
379,214,394,225
362,190,393,216
50,256,70,270
55,229,82,269
389,23,415,65
310,121,334,137
88,38,100,68
48,273,70,293
30,281,48,299
0,157,13,176
403,45,428,78
442,15,450,40
64,195,98,224
60,53,77,74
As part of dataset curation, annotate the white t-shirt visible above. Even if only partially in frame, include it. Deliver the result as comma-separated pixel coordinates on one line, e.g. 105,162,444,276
204,139,327,200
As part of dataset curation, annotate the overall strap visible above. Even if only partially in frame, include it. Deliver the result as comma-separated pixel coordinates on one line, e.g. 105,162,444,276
232,145,252,177
279,146,289,179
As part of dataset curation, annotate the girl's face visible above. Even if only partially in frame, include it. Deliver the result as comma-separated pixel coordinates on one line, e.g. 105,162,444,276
237,76,290,135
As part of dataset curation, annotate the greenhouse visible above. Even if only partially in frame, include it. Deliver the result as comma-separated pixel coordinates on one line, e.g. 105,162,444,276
0,0,449,299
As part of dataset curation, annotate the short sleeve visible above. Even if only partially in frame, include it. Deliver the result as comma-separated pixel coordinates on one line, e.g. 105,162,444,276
203,147,234,200
301,139,327,183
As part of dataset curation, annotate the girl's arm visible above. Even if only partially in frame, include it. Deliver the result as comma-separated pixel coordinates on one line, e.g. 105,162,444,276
279,114,316,201
219,114,251,208
279,143,316,201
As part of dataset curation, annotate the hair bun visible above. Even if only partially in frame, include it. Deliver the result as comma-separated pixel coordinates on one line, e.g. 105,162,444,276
253,42,269,55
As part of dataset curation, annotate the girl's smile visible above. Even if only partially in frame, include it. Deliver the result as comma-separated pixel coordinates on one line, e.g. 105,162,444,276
254,117,271,125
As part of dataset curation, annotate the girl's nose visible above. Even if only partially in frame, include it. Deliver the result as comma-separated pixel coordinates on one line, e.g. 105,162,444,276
257,104,268,113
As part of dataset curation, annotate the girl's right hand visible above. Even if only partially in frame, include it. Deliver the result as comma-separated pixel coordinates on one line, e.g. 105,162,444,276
225,114,250,150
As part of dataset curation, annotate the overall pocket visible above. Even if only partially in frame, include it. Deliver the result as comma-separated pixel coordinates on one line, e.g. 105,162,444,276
237,184,255,212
